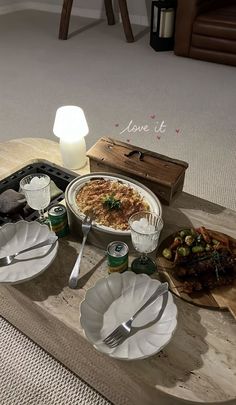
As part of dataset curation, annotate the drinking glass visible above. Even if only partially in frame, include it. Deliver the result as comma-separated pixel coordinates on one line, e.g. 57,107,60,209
129,211,163,275
20,174,51,224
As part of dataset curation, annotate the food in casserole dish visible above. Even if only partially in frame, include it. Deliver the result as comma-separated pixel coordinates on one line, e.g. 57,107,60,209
75,179,150,230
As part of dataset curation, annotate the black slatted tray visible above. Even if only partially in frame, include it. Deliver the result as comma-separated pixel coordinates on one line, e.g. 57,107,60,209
0,162,77,225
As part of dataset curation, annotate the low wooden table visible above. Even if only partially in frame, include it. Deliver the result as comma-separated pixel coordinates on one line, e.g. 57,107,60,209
0,138,236,405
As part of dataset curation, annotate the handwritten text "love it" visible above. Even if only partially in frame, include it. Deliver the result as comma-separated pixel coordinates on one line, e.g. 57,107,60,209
119,119,167,135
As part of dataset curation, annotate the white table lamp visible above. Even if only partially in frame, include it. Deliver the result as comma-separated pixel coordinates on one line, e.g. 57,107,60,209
53,105,89,169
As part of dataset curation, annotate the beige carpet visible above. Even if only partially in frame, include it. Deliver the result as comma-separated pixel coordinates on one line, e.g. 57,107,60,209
0,10,235,210
0,316,112,405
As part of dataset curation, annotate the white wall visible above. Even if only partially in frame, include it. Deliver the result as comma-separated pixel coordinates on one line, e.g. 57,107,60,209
0,0,152,26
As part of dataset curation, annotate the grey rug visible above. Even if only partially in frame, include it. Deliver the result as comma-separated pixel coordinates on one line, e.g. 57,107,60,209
0,316,112,405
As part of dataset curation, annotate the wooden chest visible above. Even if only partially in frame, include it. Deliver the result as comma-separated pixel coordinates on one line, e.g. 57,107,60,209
86,137,188,205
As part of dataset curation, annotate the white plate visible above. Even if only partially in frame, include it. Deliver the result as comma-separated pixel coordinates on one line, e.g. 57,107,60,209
65,172,162,235
80,272,177,360
0,220,58,284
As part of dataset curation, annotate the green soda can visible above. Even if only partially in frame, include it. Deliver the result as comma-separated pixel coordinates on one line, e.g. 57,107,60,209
48,204,69,238
107,241,129,274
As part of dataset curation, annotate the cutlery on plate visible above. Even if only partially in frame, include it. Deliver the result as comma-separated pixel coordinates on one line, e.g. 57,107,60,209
103,282,168,348
68,216,92,289
0,235,58,266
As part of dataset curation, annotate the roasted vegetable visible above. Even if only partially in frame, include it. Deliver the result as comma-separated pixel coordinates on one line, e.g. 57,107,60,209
196,233,203,244
190,228,198,237
161,226,236,293
162,248,172,260
192,245,205,253
212,239,220,245
198,227,211,243
170,238,182,250
179,229,192,238
185,235,194,246
174,236,183,243
178,246,190,256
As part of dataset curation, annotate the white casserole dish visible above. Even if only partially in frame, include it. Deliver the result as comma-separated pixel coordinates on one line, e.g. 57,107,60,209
65,172,162,250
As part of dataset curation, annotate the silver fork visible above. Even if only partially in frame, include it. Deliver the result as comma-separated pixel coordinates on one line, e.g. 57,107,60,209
0,235,58,267
69,216,92,289
103,282,168,348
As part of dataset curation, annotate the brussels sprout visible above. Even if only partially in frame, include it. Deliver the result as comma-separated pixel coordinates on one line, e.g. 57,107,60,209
190,228,198,238
177,246,190,256
179,229,191,238
185,235,194,246
212,239,220,245
174,236,183,242
162,248,172,260
192,245,205,253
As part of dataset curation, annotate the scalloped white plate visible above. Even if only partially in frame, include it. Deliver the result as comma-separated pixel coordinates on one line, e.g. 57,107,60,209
0,220,58,284
80,272,177,360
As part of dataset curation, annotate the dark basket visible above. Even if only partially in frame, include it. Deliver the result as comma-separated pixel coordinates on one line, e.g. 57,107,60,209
0,162,77,226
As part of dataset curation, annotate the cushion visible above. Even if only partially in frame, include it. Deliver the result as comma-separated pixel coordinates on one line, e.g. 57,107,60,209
193,5,236,40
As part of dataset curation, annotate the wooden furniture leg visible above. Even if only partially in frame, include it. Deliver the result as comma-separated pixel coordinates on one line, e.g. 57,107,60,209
59,0,74,40
104,0,115,25
118,0,134,42
58,0,134,42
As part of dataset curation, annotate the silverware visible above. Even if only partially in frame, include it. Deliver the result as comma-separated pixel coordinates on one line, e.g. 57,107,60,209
69,216,92,289
103,282,168,348
0,235,58,267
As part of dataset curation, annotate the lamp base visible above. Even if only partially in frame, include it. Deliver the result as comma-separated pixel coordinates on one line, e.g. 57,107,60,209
60,137,86,170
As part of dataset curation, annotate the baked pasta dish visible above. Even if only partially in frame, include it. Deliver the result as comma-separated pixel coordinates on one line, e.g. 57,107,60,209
75,179,150,230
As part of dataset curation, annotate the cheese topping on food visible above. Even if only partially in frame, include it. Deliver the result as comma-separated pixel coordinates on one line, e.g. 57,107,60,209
76,179,150,230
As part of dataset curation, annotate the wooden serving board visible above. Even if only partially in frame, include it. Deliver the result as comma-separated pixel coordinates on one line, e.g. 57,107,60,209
156,230,236,319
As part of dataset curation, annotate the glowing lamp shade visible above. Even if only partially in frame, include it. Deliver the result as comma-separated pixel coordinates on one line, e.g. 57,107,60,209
53,106,89,170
